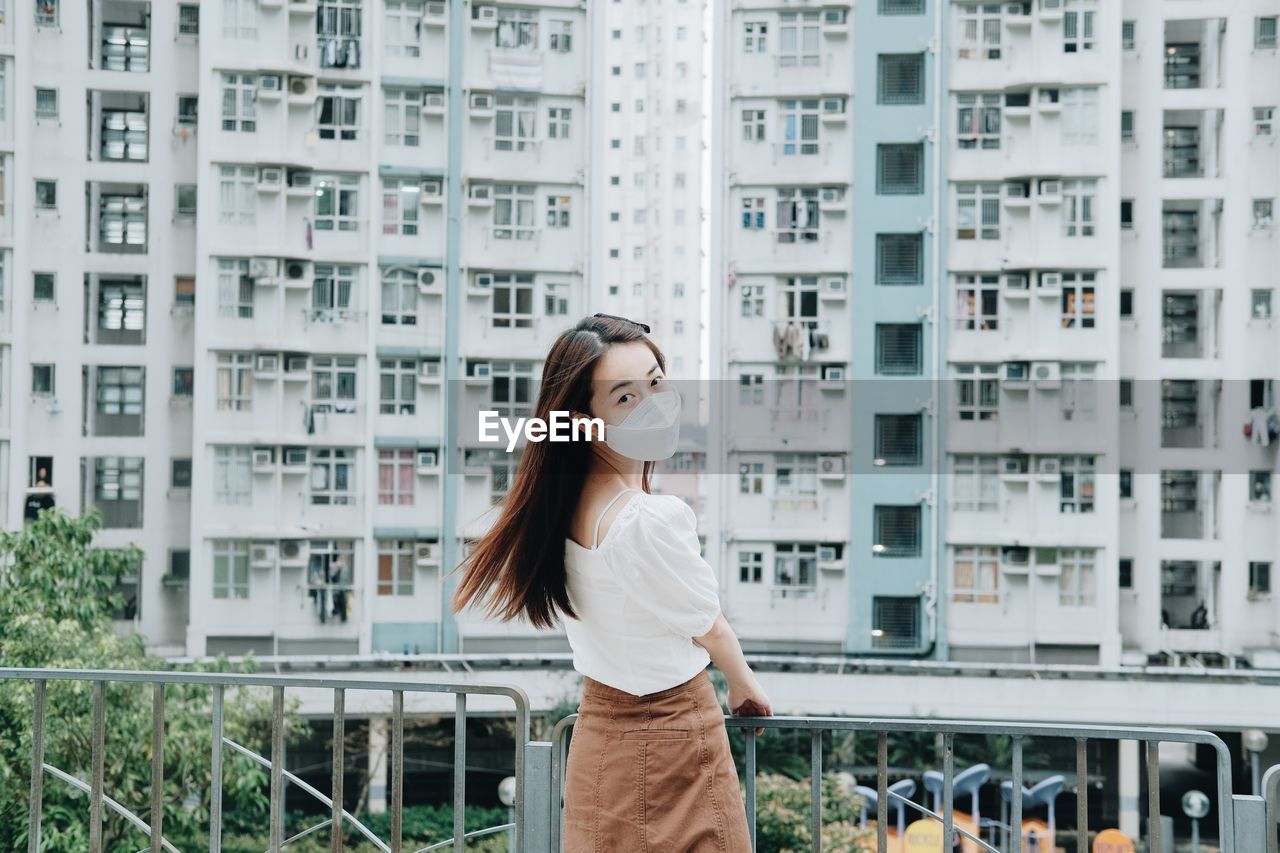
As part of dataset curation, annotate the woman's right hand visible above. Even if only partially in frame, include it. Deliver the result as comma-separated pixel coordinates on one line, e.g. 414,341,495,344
728,677,773,737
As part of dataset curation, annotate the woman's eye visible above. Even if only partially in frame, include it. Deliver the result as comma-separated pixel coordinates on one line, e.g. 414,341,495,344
617,393,635,406
651,376,664,387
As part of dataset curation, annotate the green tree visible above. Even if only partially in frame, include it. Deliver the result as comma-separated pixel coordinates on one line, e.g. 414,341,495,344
0,509,275,850
753,772,873,852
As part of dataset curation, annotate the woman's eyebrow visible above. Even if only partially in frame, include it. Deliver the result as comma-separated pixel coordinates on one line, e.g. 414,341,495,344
606,365,658,396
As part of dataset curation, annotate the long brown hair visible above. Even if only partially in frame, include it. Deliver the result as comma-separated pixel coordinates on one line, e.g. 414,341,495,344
449,315,666,629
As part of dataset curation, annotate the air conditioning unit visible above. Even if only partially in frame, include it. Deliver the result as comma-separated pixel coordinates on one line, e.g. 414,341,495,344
821,98,846,115
424,2,446,20
255,353,280,374
470,92,494,111
420,180,442,198
1038,456,1061,476
471,362,492,379
279,539,307,566
258,75,283,92
474,272,494,289
252,448,275,470
818,544,839,562
414,542,439,566
1004,182,1028,199
1001,455,1027,474
1003,546,1030,565
1039,271,1063,290
417,449,439,470
285,354,309,374
1032,361,1061,388
822,8,846,26
285,260,310,281
250,544,277,568
818,455,845,475
282,447,309,467
1001,362,1029,382
257,166,284,189
475,5,498,22
820,186,844,204
418,269,438,291
821,365,845,381
1005,3,1030,16
468,184,493,203
1038,179,1062,198
423,92,446,110
288,76,318,99
823,277,846,295
1002,273,1029,290
289,170,314,189
419,360,442,380
250,257,281,281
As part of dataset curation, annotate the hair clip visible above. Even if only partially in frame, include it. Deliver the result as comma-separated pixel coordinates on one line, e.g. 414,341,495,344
592,312,651,334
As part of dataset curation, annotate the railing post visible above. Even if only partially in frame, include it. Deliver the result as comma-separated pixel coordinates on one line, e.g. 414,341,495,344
269,686,286,852
1233,795,1267,853
27,680,46,853
90,681,106,853
522,741,554,853
453,693,466,853
210,684,224,853
810,729,823,853
331,688,345,853
150,682,165,853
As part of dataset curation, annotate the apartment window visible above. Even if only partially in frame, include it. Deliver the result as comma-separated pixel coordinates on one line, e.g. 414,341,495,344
35,88,58,120
778,12,820,67
774,543,816,588
1062,0,1095,52
1257,107,1276,137
954,364,999,421
36,0,59,26
1121,111,1135,143
381,179,419,235
873,506,921,557
1062,363,1097,420
549,20,572,52
880,0,924,13
956,184,1000,240
220,75,256,132
212,447,252,505
1252,289,1273,320
314,175,359,232
216,259,253,319
222,0,257,38
873,597,920,649
738,462,764,495
878,54,924,105
492,273,535,328
740,284,765,318
32,364,55,396
956,93,1000,149
952,455,998,512
94,457,143,527
495,94,536,151
218,166,255,224
381,268,418,325
1060,455,1096,512
547,107,571,139
546,195,570,228
378,450,415,505
738,551,764,583
877,233,923,285
1063,179,1096,236
955,274,999,330
379,359,417,414
780,100,819,156
311,357,357,413
383,90,422,146
875,324,922,376
493,184,536,240
743,21,768,53
1121,200,1134,229
1119,379,1134,410
739,374,764,406
544,282,569,316
174,185,197,219
1250,471,1272,503
634,63,646,80
491,456,517,503
742,197,766,230
216,353,252,411
775,188,819,243
385,1,423,56
95,365,144,427
1250,563,1273,596
1060,273,1096,328
318,86,360,141
1255,199,1275,229
310,266,356,321
877,144,924,194
97,280,145,343
34,273,56,302
311,448,355,505
1120,469,1133,499
1059,548,1096,606
35,180,57,211
956,4,1001,60
490,361,534,419
171,455,190,489
1122,20,1135,50
377,540,415,596
1061,88,1099,145
875,414,922,466
952,546,999,603
176,95,198,127
1256,17,1277,49
780,275,818,323
1120,288,1134,319
212,542,250,600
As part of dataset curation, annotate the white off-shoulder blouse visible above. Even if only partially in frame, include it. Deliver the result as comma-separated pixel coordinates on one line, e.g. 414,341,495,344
563,490,722,696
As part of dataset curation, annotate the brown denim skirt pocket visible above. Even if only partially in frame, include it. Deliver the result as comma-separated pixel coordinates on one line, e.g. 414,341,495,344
563,670,752,853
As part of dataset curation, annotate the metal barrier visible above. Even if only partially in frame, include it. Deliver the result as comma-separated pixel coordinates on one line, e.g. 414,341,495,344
1,667,1271,853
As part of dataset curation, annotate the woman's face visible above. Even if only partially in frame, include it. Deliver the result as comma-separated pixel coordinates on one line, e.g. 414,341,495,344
586,341,666,427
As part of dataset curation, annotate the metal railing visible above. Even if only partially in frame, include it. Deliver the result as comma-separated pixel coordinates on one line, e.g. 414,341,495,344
2,667,1273,853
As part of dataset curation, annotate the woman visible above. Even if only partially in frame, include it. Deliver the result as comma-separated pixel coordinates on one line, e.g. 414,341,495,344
452,313,771,852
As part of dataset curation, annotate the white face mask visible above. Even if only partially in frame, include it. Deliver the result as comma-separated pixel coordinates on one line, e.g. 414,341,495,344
603,390,682,461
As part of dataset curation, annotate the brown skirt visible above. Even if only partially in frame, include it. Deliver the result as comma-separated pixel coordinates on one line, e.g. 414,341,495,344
563,669,753,853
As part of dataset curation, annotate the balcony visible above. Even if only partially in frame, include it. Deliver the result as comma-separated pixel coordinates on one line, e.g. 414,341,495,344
1161,380,1216,449
91,91,149,162
1163,19,1225,90
1161,290,1221,360
1160,469,1218,540
88,183,148,254
1162,199,1221,269
97,2,151,72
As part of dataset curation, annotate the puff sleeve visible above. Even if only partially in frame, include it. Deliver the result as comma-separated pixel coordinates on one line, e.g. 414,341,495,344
603,494,723,638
